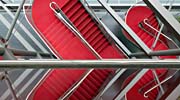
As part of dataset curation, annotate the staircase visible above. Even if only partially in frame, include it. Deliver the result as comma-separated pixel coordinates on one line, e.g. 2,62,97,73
60,0,124,58
68,69,113,100
123,6,176,100
124,69,167,100
27,0,126,100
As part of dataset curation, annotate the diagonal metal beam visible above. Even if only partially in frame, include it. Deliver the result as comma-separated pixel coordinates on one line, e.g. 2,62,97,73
143,0,180,41
97,0,151,54
115,69,149,100
130,49,180,57
0,14,36,51
0,1,49,53
4,0,25,43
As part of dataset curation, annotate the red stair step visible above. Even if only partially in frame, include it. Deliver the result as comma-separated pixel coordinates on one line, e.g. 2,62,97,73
88,32,103,45
70,9,87,23
43,19,59,35
94,70,108,79
86,75,101,88
73,90,87,100
65,3,81,18
80,22,95,36
59,0,71,8
45,22,64,38
85,27,99,40
47,26,68,44
54,31,75,48
76,86,92,99
76,17,92,31
90,35,105,48
42,83,59,97
90,72,104,83
84,78,99,91
81,82,96,96
62,0,78,14
94,38,107,50
69,95,79,100
97,42,109,53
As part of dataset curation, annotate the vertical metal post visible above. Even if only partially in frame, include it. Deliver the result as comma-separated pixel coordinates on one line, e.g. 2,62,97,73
4,71,18,100
5,0,26,43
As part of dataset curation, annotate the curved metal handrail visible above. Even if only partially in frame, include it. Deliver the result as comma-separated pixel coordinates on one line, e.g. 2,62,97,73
138,70,166,93
49,2,102,59
50,2,103,100
143,70,179,98
141,18,179,49
59,69,94,100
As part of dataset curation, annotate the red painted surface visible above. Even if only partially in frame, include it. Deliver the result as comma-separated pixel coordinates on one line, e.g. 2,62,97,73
123,6,176,100
28,0,126,100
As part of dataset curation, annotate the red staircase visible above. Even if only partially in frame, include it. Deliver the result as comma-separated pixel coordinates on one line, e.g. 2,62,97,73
124,6,171,53
26,0,126,100
123,6,176,100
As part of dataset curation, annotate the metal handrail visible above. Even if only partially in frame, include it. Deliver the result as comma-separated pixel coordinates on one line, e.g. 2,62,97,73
142,19,179,49
151,0,175,49
143,70,179,98
49,2,103,100
59,69,93,100
49,2,102,59
139,70,166,92
96,69,127,99
81,0,131,57
97,0,151,54
1,59,180,68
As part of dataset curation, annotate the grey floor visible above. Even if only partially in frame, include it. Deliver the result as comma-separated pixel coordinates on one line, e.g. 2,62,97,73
0,8,51,100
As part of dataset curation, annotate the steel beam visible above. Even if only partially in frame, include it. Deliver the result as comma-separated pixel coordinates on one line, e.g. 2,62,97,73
115,69,149,100
5,0,26,43
98,69,127,98
130,49,180,57
0,60,179,68
1,4,180,10
165,84,180,100
143,0,180,41
80,0,131,57
0,46,52,58
3,71,18,100
9,48,52,57
98,20,132,56
97,0,151,54
3,49,16,60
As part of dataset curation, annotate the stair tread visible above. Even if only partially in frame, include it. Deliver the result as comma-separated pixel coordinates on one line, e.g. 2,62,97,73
62,0,78,14
65,3,82,18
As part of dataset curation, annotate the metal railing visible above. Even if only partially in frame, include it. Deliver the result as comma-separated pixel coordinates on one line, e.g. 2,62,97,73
81,0,132,57
140,18,179,49
49,2,102,59
143,70,179,98
49,2,105,99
